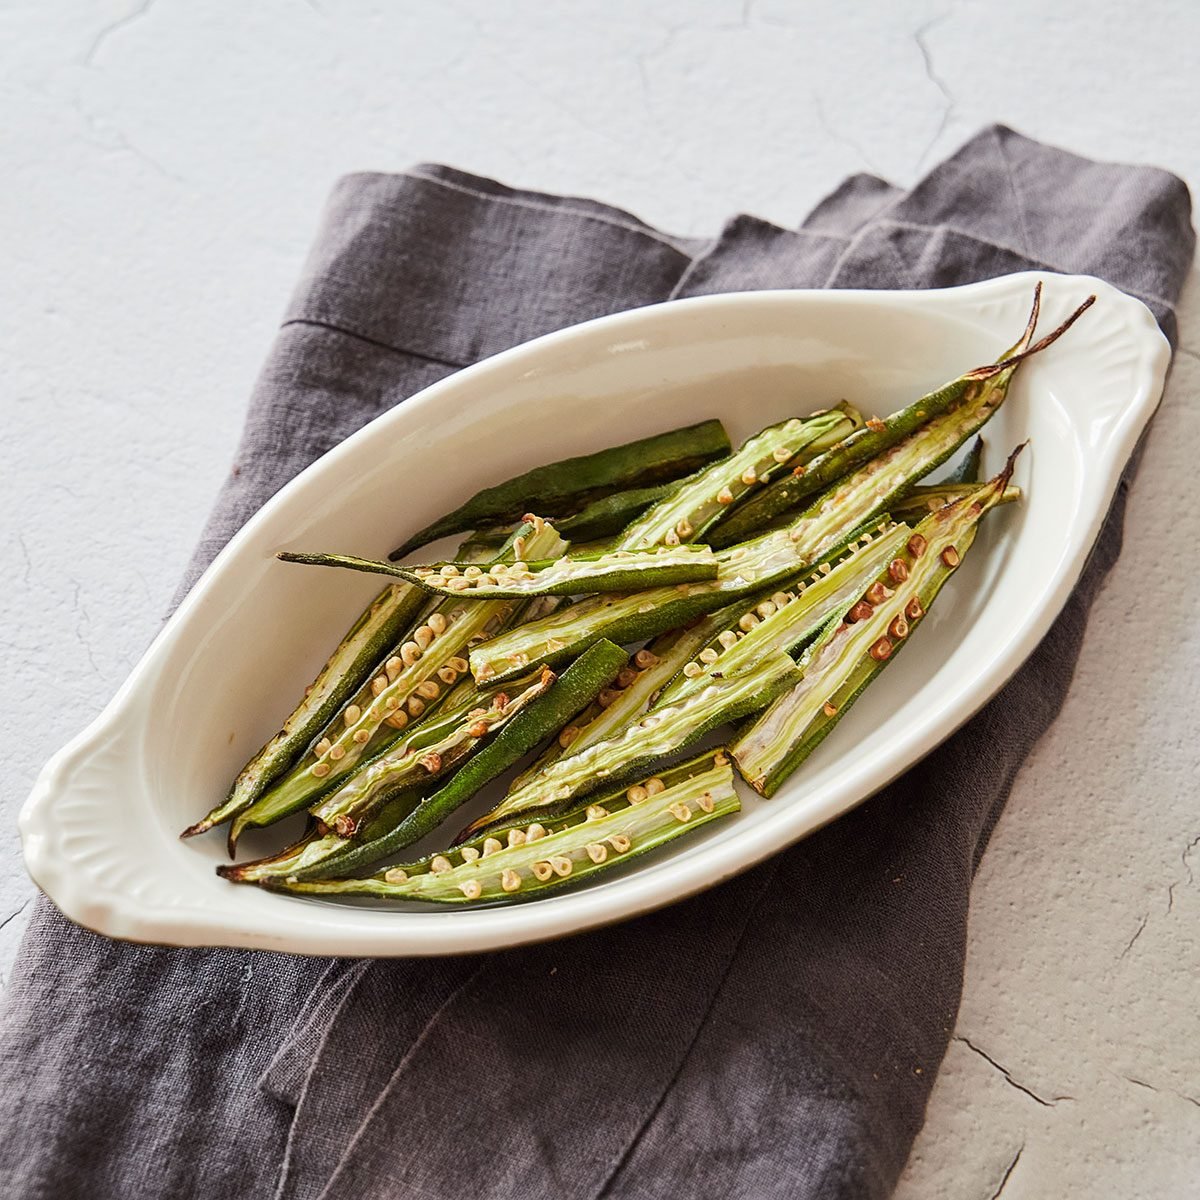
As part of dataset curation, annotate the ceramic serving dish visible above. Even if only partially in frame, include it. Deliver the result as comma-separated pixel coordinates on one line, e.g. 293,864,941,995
20,272,1169,956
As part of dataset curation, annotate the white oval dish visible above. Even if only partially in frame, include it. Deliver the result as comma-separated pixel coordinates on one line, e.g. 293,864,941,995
20,272,1168,956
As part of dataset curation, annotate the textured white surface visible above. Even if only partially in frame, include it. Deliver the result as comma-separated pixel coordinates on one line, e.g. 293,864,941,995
2,0,1197,1195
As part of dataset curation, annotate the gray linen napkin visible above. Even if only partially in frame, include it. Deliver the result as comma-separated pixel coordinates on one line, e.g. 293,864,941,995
0,126,1192,1200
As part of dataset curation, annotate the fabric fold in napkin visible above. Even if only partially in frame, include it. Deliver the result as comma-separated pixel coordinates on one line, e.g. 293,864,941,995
1,126,1192,1200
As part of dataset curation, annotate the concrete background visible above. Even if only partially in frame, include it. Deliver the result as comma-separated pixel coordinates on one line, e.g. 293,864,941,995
3,1,1197,1195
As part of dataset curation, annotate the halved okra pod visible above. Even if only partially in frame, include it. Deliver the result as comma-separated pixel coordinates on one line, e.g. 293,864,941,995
227,518,567,848
181,580,429,839
709,286,1089,546
310,665,558,836
262,749,739,904
730,452,1021,796
389,419,731,559
551,483,676,542
890,481,1020,522
314,640,630,873
462,650,801,837
618,406,862,550
309,543,720,598
656,521,911,706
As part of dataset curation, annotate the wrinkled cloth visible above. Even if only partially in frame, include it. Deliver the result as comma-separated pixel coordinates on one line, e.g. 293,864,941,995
1,126,1192,1200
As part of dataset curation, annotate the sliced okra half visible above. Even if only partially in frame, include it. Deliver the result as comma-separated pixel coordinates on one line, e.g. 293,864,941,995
731,452,1021,796
618,405,862,550
389,419,731,558
261,749,739,904
462,649,801,837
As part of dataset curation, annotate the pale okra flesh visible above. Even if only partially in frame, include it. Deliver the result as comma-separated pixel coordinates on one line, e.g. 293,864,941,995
731,456,1019,796
462,650,801,837
228,519,567,847
618,406,862,550
263,750,739,904
389,418,732,559
656,522,911,706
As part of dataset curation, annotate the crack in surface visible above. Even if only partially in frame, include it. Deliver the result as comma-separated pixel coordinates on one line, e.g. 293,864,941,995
812,92,882,175
955,1036,1068,1107
989,1144,1023,1200
1124,1075,1200,1109
1118,913,1149,959
913,13,956,170
1182,833,1200,885
0,898,33,935
82,0,157,66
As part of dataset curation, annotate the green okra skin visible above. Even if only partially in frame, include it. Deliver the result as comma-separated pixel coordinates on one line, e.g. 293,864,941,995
182,580,428,838
656,522,911,706
218,788,422,884
618,408,861,550
386,544,719,598
507,608,744,792
944,436,984,485
890,482,1020,522
262,750,739,904
552,483,675,542
310,665,559,835
706,285,1087,549
314,640,630,874
462,650,801,836
228,520,567,849
389,419,732,559
730,453,1020,796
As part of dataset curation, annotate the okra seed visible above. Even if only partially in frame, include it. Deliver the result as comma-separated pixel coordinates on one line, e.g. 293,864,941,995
315,738,332,756
716,486,735,505
645,777,665,796
889,615,909,639
430,855,452,873
676,519,693,538
586,804,608,821
819,562,832,576
941,545,961,568
609,834,632,853
718,630,738,650
698,792,715,813
311,762,331,778
386,656,403,679
467,722,489,737
438,666,458,685
617,667,639,688
597,687,621,708
464,566,483,578
756,601,777,618
400,642,422,665
441,565,459,577
772,446,792,463
428,613,448,634
460,880,483,900
414,626,435,649
511,562,527,574
699,648,719,664
738,613,759,632
385,868,409,883
633,649,659,669
407,696,426,717
869,637,893,662
713,750,729,766
427,576,446,587
847,600,874,624
906,597,924,620
550,856,573,877
865,582,889,605
371,676,387,697
482,837,502,857
385,711,408,730
558,725,580,748
907,534,928,558
353,729,370,744
668,801,693,823
532,861,554,881
741,467,757,485
446,577,471,591
461,847,480,862
343,704,361,726
526,823,548,841
328,744,346,761
683,662,704,678
447,656,469,672
420,752,443,773
586,843,607,864
772,592,789,608
888,559,910,583
664,530,681,546
823,702,838,717
626,785,649,804
507,828,526,848
416,680,440,700
501,869,522,892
